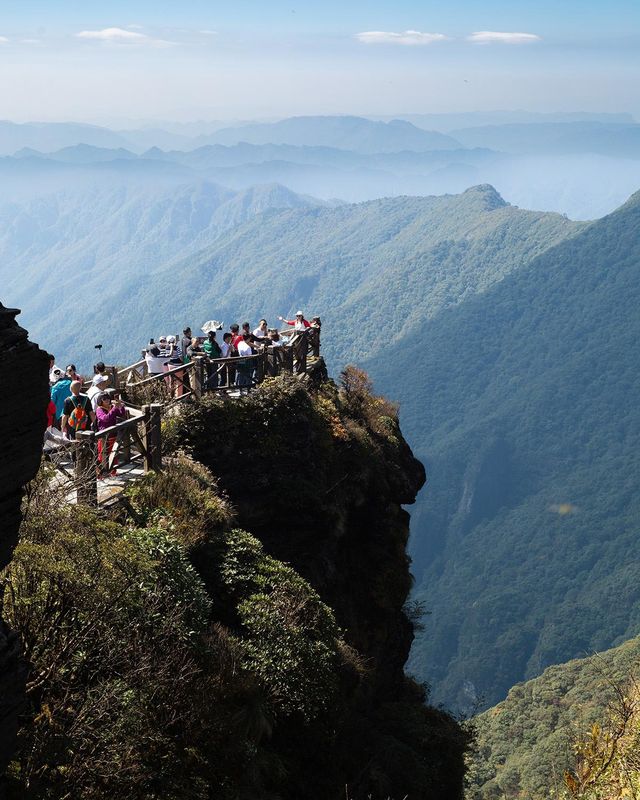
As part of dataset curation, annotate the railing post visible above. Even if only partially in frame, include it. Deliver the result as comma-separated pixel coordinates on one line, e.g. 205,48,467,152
75,430,97,507
255,350,265,384
121,425,131,464
110,364,119,390
192,357,204,399
282,345,293,374
142,403,163,472
141,405,152,472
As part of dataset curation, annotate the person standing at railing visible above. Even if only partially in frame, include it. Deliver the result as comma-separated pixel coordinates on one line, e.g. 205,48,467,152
278,311,311,331
253,319,269,340
50,370,72,427
203,331,222,389
186,337,204,361
65,364,83,384
160,335,184,397
220,332,235,388
230,323,242,348
95,392,126,478
236,333,254,391
181,327,193,364
144,339,165,376
309,316,322,358
49,354,63,385
88,373,110,412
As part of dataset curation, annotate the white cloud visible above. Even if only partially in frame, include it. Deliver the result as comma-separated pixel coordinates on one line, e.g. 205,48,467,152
76,27,176,47
200,30,218,35
355,30,448,46
467,31,541,44
21,39,40,44
77,27,146,42
0,36,9,44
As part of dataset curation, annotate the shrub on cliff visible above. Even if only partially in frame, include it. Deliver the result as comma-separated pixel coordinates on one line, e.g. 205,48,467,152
3,507,217,798
4,460,348,799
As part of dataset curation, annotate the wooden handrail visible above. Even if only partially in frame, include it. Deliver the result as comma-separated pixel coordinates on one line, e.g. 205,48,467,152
133,360,194,387
118,358,146,376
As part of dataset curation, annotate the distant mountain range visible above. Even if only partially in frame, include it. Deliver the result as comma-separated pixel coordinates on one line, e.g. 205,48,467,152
194,115,461,153
4,113,638,158
1,114,639,219
0,120,132,155
450,120,640,156
7,137,640,219
374,110,635,132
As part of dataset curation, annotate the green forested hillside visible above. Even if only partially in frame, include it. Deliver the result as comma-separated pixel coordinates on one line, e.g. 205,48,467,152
469,636,640,799
383,191,640,710
6,377,470,799
62,184,580,366
29,184,640,719
1,179,317,350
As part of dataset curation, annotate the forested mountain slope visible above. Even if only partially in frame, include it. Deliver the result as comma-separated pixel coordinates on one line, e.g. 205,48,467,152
469,635,640,799
380,190,640,711
62,185,580,367
0,180,317,349
101,184,640,717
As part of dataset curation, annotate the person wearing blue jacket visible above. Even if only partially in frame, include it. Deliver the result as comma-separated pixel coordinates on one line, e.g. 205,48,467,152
50,375,72,426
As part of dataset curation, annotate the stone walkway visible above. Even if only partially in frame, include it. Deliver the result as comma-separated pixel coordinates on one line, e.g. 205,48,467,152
45,445,145,505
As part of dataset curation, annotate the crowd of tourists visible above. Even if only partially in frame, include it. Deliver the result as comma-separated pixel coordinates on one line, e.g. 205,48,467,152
143,312,320,390
46,359,126,477
45,312,321,477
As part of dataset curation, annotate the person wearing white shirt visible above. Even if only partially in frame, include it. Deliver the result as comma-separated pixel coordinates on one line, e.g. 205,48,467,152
236,334,254,389
220,332,232,358
253,319,268,339
49,355,63,385
88,374,110,411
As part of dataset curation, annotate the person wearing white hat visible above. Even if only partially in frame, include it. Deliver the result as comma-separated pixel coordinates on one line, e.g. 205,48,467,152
278,311,311,331
87,373,110,412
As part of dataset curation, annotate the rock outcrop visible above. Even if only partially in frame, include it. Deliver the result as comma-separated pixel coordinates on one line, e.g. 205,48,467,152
163,375,471,798
0,302,49,778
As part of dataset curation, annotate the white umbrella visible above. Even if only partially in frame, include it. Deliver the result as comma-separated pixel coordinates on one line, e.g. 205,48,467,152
201,320,224,333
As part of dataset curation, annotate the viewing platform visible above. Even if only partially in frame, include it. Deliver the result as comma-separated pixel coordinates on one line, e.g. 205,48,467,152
45,326,324,507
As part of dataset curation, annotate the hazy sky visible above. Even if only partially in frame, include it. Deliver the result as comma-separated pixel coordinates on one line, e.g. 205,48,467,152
1,0,639,124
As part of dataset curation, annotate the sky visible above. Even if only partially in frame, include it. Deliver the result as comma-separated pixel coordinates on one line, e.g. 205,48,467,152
0,0,638,124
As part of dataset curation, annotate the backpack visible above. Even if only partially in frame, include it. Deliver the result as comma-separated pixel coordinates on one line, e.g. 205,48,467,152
68,396,90,431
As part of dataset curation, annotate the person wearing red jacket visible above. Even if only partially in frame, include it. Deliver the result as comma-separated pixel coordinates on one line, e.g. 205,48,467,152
278,311,311,331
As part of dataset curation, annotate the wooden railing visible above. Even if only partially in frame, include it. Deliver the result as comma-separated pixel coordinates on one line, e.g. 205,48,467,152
119,328,319,408
72,404,162,507
46,327,322,505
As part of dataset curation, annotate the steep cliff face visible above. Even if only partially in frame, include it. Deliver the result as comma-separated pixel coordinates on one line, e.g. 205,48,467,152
165,370,471,798
0,302,49,778
4,369,469,798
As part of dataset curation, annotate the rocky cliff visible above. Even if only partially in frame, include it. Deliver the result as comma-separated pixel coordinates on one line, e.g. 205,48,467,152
0,302,49,779
163,368,471,798
3,366,470,799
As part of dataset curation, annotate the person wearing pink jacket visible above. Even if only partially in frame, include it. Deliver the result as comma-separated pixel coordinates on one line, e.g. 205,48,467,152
95,393,127,477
